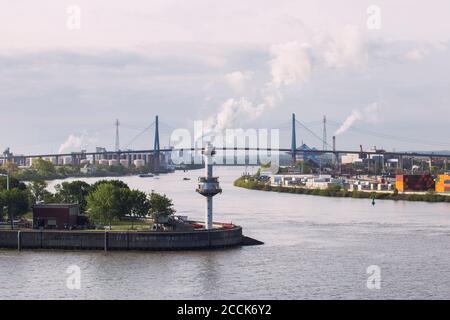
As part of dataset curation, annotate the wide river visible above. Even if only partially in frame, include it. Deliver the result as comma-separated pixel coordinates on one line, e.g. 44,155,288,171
1,167,450,299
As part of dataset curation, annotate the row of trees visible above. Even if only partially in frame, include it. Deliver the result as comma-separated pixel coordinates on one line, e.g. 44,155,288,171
0,176,176,227
87,182,175,228
32,179,176,228
2,158,62,181
1,158,155,182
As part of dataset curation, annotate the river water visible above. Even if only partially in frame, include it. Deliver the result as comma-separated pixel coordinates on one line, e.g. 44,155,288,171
1,167,450,300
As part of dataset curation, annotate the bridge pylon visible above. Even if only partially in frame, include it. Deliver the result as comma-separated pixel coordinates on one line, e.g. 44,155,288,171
291,113,297,164
153,115,160,172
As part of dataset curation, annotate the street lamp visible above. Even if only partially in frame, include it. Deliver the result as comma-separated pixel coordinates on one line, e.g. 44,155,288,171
0,173,10,190
0,173,12,229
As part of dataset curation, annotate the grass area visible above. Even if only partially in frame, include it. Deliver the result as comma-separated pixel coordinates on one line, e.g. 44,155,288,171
57,221,154,232
98,219,154,231
234,177,450,203
18,213,154,231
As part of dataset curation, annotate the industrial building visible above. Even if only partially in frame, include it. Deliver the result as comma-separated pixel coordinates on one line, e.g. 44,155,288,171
33,203,81,230
305,175,346,190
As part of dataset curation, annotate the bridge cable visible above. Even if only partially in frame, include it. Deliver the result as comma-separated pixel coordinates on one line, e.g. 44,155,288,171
123,122,155,150
296,120,334,149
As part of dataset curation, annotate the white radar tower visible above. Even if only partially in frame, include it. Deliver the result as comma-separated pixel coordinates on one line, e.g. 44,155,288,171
196,143,222,230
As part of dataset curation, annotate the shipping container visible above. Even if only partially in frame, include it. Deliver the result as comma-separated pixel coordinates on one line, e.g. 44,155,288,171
396,174,435,192
435,175,450,193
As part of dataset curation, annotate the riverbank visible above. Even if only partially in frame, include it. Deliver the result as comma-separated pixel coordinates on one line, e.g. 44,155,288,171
4,158,201,182
234,177,450,203
13,170,148,182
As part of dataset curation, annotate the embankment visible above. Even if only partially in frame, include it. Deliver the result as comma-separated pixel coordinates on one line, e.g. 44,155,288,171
234,177,450,203
0,227,243,251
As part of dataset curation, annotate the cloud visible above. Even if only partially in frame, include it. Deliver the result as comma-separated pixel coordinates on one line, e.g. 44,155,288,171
224,71,252,95
268,41,312,89
205,27,370,132
322,25,368,69
205,25,446,135
264,41,312,106
335,102,381,136
1,22,448,153
404,48,427,61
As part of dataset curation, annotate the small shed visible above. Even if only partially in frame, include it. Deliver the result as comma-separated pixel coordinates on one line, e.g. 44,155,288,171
33,203,80,230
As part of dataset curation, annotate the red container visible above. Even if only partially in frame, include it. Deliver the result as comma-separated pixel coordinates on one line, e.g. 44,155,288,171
396,174,435,192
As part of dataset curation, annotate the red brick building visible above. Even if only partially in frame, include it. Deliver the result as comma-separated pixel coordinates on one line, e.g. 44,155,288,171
33,204,80,230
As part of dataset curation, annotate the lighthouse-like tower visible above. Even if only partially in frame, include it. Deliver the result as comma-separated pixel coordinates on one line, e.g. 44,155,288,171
196,143,222,230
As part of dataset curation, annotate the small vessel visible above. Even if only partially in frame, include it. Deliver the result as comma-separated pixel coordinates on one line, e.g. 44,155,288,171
139,173,154,178
183,177,191,181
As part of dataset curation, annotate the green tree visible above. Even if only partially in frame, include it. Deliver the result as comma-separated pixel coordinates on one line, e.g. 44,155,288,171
29,180,55,204
149,192,176,220
32,158,57,178
0,176,27,191
92,179,130,191
128,190,151,218
91,187,151,229
0,191,6,222
3,189,30,221
86,183,124,229
55,181,92,212
3,162,19,174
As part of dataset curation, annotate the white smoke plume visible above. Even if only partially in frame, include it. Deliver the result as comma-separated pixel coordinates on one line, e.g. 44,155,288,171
205,25,373,134
206,98,265,132
207,41,313,133
334,102,381,136
58,132,96,153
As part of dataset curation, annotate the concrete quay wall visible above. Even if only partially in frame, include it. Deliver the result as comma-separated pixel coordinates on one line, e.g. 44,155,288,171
0,227,243,251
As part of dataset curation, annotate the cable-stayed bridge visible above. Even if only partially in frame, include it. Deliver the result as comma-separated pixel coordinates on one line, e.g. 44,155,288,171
2,114,450,170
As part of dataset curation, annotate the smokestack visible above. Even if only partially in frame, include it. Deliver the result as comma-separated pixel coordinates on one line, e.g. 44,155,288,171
332,136,336,153
322,115,327,151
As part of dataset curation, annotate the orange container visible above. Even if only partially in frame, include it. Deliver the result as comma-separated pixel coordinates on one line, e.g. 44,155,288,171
435,175,450,193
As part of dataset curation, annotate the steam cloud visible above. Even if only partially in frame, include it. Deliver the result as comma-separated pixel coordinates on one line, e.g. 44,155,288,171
334,103,381,136
58,133,96,153
207,41,313,133
206,25,370,133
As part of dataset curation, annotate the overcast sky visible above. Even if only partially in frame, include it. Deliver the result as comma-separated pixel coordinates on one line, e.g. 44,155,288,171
0,0,449,154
